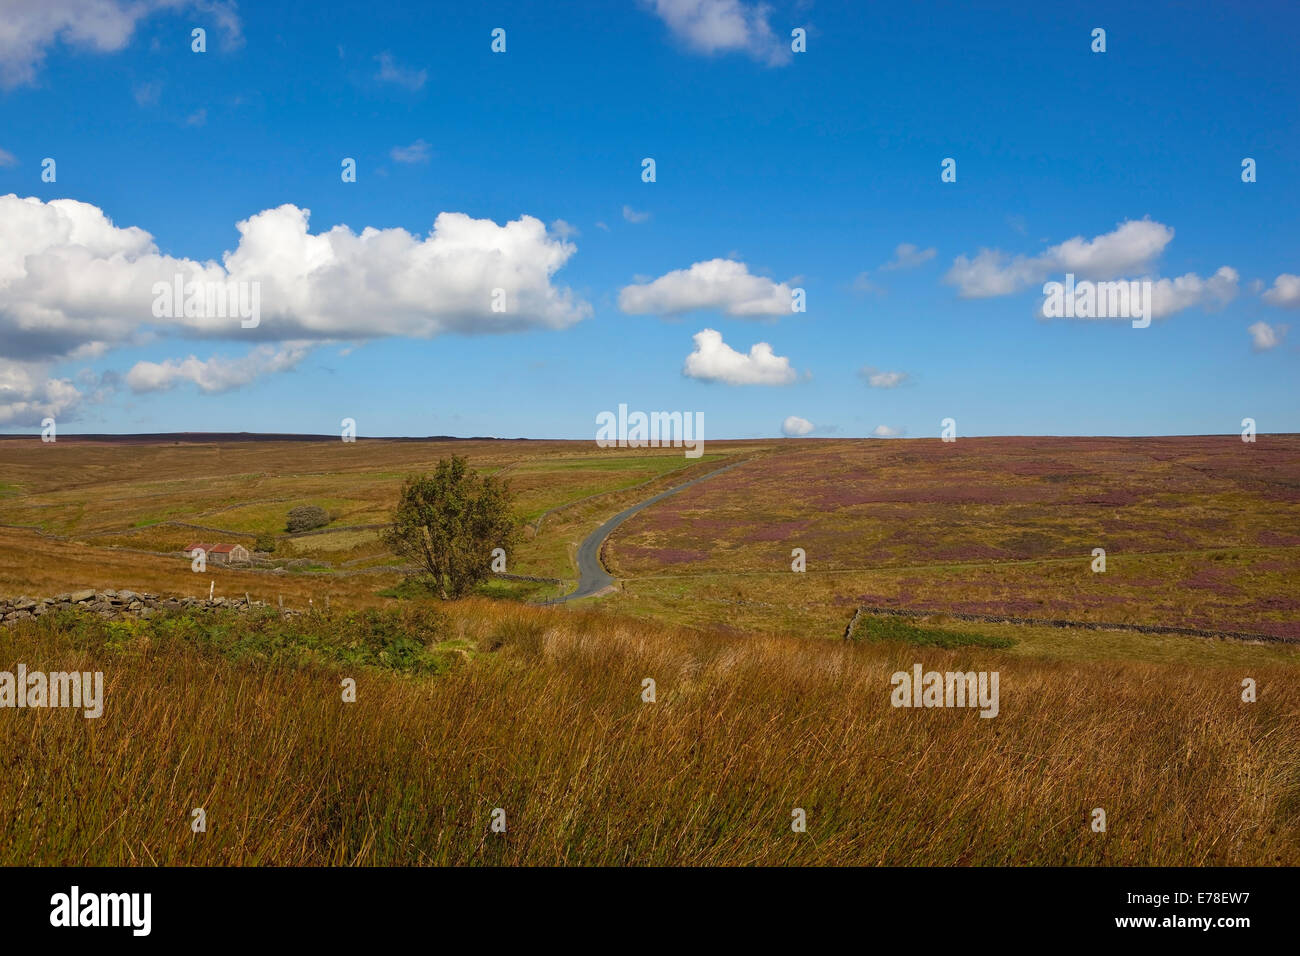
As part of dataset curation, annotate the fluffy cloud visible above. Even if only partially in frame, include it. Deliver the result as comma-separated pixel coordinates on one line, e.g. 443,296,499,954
0,0,242,88
1262,274,1300,308
945,219,1175,297
619,258,793,317
1148,267,1239,319
871,425,902,437
950,218,1239,322
0,195,590,423
0,357,80,426
683,328,796,385
622,205,651,224
860,367,908,388
0,195,591,363
125,343,311,393
1247,321,1286,352
646,0,790,66
781,415,814,436
881,243,936,271
1032,267,1239,321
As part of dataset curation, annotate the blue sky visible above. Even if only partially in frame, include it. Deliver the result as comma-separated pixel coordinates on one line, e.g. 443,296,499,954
0,0,1296,438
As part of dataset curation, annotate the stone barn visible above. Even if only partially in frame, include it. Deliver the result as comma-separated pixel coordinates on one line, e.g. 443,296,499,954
185,543,251,565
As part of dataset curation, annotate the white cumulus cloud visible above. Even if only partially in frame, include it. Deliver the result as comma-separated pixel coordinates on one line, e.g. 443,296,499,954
646,0,790,66
945,219,1175,298
1247,321,1286,352
1147,267,1239,319
781,415,814,436
0,195,591,423
871,425,902,437
0,357,80,426
1262,274,1300,308
0,0,242,88
1032,267,1240,321
619,258,793,317
0,194,591,363
125,343,311,394
683,328,796,385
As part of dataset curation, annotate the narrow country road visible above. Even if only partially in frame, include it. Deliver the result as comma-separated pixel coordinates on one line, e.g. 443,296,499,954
554,458,744,602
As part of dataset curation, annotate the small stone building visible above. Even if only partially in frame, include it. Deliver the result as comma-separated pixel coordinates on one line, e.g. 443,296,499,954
185,543,251,565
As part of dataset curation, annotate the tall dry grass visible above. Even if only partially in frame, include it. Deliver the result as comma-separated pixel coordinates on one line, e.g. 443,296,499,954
1,598,1295,865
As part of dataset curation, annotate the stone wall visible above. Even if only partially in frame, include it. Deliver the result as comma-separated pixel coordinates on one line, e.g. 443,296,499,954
0,589,299,624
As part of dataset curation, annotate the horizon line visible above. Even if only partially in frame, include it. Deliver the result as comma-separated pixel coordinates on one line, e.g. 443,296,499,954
0,431,1293,443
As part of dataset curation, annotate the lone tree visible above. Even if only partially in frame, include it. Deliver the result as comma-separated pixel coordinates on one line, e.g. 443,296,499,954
383,455,520,599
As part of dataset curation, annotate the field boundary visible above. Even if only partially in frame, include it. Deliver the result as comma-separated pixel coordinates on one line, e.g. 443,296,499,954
624,543,1300,581
848,605,1299,645
0,519,395,542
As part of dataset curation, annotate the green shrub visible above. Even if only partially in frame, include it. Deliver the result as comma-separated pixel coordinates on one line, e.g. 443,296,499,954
852,614,1015,649
42,604,457,675
286,505,330,533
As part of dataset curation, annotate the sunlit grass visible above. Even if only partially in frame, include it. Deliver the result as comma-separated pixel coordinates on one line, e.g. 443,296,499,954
1,599,1295,865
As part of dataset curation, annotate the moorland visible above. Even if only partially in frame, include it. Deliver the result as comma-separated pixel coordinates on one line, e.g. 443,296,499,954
0,433,1296,865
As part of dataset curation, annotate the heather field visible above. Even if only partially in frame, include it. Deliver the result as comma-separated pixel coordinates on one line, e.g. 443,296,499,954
602,435,1300,642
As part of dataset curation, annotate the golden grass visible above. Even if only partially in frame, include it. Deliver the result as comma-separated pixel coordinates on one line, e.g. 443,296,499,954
2,598,1295,865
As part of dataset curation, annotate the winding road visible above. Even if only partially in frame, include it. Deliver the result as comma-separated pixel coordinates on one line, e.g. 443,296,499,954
555,458,744,602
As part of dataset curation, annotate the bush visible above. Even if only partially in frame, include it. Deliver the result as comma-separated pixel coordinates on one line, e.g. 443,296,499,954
286,505,330,533
253,532,277,553
42,603,457,675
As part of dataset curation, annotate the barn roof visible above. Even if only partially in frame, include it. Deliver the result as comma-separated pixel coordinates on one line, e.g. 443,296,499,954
185,543,244,553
